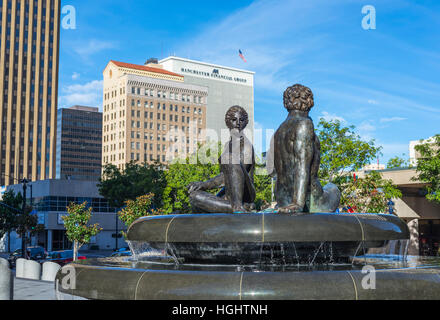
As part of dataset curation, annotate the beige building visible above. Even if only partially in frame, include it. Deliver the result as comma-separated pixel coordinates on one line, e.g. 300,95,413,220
0,0,61,186
356,168,440,256
102,60,208,170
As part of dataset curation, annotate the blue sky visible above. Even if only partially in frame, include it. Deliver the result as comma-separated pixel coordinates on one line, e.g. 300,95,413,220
59,0,440,163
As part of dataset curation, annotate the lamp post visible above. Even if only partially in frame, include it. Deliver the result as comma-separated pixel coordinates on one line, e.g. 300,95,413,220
115,210,119,251
21,178,30,259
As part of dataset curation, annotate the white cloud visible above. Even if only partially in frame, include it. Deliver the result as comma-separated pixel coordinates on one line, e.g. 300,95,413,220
367,99,378,105
59,80,103,109
177,0,342,95
320,111,346,123
71,72,80,80
380,117,407,123
358,121,376,132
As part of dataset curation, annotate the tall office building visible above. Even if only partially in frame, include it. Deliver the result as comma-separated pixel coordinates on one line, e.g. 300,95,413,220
102,60,208,169
56,106,102,181
0,0,60,186
160,56,255,140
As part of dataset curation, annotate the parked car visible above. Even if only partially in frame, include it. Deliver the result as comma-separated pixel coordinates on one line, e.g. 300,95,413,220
8,246,47,268
44,250,86,266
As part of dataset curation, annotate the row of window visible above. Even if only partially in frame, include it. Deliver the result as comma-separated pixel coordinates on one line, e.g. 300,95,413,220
102,125,204,145
103,134,202,153
129,86,205,105
103,116,203,136
104,148,194,165
32,196,117,213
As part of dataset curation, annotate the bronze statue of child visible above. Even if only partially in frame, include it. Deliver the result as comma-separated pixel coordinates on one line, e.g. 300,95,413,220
270,84,340,214
187,106,256,213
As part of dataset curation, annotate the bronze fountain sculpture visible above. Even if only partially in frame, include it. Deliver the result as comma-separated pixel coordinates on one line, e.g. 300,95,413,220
188,84,340,215
56,85,440,301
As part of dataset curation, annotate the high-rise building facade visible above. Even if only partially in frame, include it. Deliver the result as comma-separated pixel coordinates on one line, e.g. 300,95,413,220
0,0,60,186
160,56,255,140
102,60,208,169
56,106,102,181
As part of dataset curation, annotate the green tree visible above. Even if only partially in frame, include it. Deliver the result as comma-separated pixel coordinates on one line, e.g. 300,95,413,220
413,134,440,204
163,158,220,214
0,190,42,247
0,190,22,240
15,206,43,240
340,171,402,213
62,202,102,261
118,194,164,237
317,119,382,184
253,163,273,211
387,155,410,169
98,161,167,209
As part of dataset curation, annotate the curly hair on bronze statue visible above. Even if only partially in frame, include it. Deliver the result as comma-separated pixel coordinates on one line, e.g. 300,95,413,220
225,105,249,130
283,84,314,112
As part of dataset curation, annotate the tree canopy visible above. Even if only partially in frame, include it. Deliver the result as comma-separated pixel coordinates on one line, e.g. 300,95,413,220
387,155,410,169
0,190,41,240
118,194,164,236
98,161,167,209
413,134,440,204
0,190,22,239
317,119,382,184
63,202,102,260
339,171,402,213
163,158,220,214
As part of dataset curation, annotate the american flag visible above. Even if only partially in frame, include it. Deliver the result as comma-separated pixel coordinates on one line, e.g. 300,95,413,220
238,49,247,63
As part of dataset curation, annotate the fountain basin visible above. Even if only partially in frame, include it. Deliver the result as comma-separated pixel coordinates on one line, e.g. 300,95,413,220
128,212,409,243
54,257,440,300
127,212,409,264
55,212,431,300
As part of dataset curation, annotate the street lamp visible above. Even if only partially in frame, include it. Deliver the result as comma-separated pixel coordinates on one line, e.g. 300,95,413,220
21,178,31,259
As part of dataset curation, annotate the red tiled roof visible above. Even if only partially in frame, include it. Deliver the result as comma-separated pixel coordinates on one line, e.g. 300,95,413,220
110,60,183,78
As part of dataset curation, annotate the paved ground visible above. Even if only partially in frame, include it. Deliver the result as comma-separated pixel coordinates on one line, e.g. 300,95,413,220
1,250,105,300
13,278,57,300
12,277,87,300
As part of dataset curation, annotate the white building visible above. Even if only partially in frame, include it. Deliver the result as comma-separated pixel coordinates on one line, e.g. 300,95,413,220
361,163,386,171
160,56,255,141
409,136,436,166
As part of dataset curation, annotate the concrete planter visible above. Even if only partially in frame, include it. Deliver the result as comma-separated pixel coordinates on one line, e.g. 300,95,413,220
23,260,41,280
0,258,13,300
15,258,26,278
42,262,61,282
